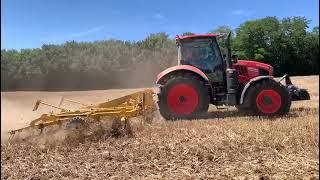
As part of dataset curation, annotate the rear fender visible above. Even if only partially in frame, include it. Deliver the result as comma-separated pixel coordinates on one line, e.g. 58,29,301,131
239,76,274,104
156,65,209,85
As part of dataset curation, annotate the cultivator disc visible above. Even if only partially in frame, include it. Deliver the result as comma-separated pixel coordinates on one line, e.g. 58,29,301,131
63,117,91,131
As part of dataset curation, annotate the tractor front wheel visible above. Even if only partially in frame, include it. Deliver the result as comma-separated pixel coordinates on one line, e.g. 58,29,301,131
243,79,291,116
157,74,209,120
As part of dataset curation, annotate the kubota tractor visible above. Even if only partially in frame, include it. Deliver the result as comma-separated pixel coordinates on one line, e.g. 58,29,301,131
156,33,310,119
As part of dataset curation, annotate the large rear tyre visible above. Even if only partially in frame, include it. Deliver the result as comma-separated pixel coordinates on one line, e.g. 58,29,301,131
157,74,209,120
243,79,291,116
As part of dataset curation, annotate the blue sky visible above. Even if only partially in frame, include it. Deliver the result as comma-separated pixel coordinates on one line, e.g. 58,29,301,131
1,0,319,50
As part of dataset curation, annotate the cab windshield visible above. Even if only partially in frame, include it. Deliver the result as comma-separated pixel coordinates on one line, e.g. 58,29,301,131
179,39,221,73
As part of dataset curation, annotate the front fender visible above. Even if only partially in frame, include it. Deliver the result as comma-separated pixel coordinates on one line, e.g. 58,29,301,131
156,65,209,85
239,76,274,104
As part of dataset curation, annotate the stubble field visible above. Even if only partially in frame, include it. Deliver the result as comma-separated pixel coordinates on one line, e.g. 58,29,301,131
1,75,319,179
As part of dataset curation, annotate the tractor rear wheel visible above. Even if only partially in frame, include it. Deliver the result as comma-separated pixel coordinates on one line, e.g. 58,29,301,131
157,74,209,120
243,79,291,116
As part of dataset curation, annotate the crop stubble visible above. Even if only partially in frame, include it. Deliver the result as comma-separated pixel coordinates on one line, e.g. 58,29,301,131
1,76,319,179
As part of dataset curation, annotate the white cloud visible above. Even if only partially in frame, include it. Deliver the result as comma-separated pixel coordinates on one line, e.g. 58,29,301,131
41,26,105,43
231,9,253,17
69,26,105,38
154,13,165,20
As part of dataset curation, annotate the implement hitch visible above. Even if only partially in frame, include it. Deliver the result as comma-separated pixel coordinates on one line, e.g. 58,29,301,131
279,74,310,101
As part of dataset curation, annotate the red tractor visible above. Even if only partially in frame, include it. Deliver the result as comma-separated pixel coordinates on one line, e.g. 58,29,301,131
156,33,310,120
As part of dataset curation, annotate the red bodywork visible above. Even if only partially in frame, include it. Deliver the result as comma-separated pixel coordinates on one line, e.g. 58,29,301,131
233,60,273,84
157,60,273,85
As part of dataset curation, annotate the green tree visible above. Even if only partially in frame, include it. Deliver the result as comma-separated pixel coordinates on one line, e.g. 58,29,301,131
208,26,234,55
233,17,279,62
208,26,233,35
277,17,310,75
254,48,270,61
232,16,317,76
312,26,319,35
140,32,173,50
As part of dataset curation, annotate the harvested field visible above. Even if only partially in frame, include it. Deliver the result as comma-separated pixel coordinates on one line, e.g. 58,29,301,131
1,75,319,179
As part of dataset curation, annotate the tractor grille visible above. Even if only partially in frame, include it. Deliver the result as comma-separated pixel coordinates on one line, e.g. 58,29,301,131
235,65,248,76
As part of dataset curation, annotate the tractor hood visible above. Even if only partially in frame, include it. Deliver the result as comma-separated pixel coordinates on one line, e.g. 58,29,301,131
234,60,273,75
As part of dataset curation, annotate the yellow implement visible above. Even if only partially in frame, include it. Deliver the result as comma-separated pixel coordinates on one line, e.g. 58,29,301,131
9,89,156,136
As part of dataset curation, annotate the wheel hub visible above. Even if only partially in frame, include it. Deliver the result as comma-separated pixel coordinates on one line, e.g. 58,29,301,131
256,89,282,114
262,96,272,105
179,96,186,103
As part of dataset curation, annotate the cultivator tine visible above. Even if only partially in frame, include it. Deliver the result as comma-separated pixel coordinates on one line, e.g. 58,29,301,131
7,133,14,143
58,97,64,107
39,124,44,134
33,100,41,111
124,118,133,136
58,120,63,128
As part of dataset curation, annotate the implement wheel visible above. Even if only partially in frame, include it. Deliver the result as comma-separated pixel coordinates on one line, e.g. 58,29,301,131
243,79,292,116
157,74,209,120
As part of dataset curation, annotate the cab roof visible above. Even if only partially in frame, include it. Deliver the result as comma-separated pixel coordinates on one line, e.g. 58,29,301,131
175,34,219,40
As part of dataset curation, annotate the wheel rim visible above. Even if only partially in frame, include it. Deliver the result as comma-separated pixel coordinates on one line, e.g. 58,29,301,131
167,84,199,116
256,89,282,114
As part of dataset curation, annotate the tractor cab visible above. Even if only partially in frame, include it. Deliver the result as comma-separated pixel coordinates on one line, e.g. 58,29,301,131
176,35,225,85
175,34,238,105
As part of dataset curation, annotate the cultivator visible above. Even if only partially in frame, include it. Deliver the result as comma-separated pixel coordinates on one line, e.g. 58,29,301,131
9,89,156,139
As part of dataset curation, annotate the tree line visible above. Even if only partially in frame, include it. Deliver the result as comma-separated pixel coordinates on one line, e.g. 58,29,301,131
1,16,318,91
